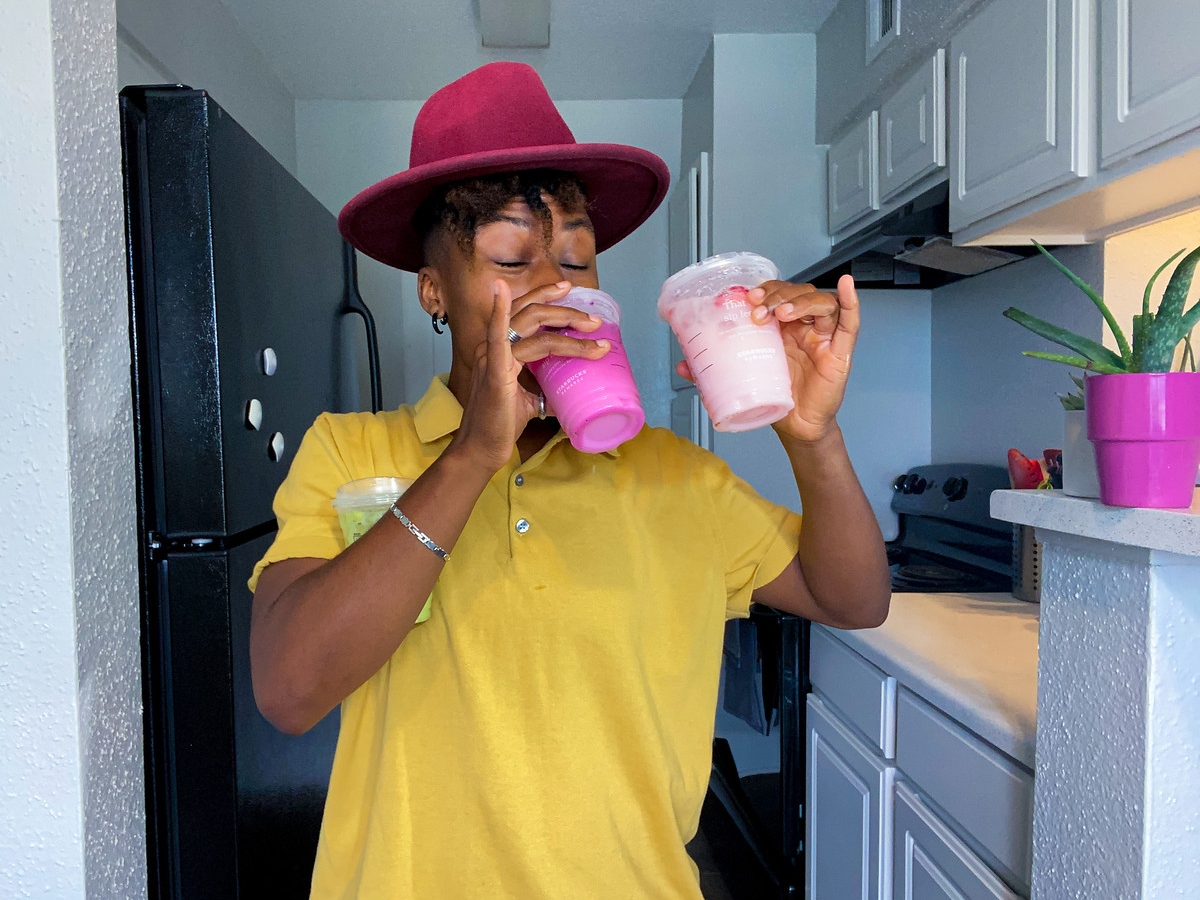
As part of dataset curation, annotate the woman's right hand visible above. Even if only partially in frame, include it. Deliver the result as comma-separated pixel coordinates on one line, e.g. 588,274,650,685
449,279,611,472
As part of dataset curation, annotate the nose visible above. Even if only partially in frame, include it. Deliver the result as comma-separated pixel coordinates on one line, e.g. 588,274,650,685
527,251,566,287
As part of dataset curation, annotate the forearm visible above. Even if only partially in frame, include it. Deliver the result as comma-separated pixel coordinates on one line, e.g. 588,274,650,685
251,441,493,733
780,426,891,628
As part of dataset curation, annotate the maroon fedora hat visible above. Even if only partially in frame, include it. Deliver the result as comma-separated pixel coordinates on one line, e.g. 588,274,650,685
337,62,671,272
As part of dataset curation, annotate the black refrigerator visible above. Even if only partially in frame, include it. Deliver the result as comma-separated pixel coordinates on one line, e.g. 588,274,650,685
121,86,382,899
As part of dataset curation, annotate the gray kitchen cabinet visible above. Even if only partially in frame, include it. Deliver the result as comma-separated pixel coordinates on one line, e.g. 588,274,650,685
666,152,710,391
879,50,947,205
807,693,895,900
893,782,1022,900
808,626,1033,899
948,0,1093,231
828,111,880,234
1100,0,1200,167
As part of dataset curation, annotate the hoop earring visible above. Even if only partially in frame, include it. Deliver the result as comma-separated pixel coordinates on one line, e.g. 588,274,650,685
431,313,448,334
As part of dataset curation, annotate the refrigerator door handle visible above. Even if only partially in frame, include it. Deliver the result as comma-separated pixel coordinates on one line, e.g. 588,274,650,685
341,241,383,413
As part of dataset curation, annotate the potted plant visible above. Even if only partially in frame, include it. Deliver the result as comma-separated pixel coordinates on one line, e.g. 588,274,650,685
1003,242,1200,508
1056,374,1100,498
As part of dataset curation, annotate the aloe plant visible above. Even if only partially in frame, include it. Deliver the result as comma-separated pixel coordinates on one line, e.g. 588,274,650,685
1003,241,1200,373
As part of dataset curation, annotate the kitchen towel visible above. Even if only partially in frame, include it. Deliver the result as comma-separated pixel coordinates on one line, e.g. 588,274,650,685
721,618,770,736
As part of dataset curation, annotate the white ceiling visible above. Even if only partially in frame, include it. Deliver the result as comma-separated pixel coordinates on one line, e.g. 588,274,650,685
215,0,839,101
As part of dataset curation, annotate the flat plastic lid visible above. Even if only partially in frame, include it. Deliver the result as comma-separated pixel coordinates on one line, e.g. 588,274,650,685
331,476,412,510
657,251,779,316
552,287,621,324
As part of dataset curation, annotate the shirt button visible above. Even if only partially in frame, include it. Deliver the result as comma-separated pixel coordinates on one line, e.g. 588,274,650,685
514,474,525,486
515,518,530,534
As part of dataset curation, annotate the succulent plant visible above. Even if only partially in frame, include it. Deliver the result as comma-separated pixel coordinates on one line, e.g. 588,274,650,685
1003,241,1200,374
1057,373,1086,411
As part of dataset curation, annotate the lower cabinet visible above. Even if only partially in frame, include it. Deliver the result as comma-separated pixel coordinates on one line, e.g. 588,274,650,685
806,693,894,900
806,628,1032,899
893,782,1021,900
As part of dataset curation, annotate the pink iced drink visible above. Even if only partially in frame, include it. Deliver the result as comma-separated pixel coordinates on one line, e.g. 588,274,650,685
526,289,645,453
658,253,794,432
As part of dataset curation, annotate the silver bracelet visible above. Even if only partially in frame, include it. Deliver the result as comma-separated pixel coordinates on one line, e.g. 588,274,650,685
389,503,450,562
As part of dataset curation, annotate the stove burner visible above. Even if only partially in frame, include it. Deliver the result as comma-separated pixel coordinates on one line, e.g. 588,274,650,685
890,562,992,593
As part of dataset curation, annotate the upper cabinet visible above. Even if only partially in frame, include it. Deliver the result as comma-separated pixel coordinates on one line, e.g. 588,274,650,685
826,51,948,240
948,0,1093,232
880,50,946,205
828,111,880,233
1100,1,1200,167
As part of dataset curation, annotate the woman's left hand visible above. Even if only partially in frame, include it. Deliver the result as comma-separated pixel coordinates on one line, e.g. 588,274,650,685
748,274,860,443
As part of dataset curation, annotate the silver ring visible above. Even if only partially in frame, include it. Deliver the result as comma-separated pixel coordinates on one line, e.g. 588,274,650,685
537,393,547,420
507,328,521,344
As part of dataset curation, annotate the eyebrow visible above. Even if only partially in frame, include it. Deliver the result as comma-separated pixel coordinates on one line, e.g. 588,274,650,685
493,213,594,234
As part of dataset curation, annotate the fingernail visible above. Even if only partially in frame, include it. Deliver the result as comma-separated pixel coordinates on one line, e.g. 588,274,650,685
596,339,611,350
588,314,601,322
556,281,571,289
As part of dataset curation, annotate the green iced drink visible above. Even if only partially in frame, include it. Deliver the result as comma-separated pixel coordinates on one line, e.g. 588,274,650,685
332,476,432,624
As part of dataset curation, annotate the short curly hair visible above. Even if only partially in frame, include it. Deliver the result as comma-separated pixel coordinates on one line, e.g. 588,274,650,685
414,170,589,266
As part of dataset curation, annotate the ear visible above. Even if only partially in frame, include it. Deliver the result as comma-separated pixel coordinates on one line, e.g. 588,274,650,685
416,266,444,319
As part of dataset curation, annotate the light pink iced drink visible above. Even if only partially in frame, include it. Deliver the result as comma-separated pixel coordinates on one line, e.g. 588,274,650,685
658,252,794,432
526,288,645,453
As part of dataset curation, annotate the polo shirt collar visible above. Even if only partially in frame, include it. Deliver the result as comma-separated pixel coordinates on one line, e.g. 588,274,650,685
411,374,624,457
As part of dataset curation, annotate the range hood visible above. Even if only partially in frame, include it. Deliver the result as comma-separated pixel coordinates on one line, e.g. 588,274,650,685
793,182,1033,288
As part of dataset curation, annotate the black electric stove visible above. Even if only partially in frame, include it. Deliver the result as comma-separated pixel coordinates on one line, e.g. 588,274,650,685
887,464,1014,594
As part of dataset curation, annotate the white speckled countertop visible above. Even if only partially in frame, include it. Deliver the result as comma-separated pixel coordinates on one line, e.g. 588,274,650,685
819,592,1039,770
991,488,1200,557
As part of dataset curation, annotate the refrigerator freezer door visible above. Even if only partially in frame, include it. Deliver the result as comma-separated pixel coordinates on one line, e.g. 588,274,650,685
125,87,361,539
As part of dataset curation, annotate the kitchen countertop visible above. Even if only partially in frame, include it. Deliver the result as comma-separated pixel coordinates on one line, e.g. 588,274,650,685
992,487,1200,557
818,591,1039,770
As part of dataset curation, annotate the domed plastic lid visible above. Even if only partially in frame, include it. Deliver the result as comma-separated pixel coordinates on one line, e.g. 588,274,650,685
331,476,413,510
552,287,621,324
657,251,779,316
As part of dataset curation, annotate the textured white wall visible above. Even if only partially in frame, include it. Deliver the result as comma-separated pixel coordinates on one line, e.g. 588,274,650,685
1032,532,1200,898
1,0,144,897
295,97,683,427
116,0,298,172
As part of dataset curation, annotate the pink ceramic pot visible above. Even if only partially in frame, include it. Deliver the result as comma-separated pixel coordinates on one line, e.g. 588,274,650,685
1086,372,1200,508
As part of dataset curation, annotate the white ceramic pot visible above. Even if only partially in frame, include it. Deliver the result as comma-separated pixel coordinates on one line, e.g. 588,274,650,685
1062,409,1101,498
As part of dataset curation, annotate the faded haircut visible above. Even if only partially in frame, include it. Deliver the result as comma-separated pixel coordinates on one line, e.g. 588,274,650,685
413,170,589,266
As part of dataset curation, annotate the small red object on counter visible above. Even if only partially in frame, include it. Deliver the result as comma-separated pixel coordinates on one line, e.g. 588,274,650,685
1007,448,1045,489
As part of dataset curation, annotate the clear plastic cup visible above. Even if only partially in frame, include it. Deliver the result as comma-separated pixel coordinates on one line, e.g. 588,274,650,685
526,287,646,453
332,476,432,624
657,252,795,432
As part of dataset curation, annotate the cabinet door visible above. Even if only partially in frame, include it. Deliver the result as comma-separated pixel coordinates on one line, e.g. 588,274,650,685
880,50,947,204
893,782,1022,900
667,153,710,389
807,694,894,900
1100,0,1200,166
948,0,1092,231
828,112,879,234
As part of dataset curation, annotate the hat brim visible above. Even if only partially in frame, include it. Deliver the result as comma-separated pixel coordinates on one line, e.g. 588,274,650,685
338,143,671,272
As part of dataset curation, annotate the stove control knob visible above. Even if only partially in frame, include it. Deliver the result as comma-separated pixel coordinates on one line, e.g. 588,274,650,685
942,476,968,501
893,475,908,492
903,474,924,494
913,476,928,494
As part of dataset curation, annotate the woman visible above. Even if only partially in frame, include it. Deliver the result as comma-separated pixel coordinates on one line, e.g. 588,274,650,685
249,61,889,899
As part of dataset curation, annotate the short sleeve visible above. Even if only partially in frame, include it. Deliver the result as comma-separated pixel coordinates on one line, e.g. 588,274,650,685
248,413,354,593
702,455,803,620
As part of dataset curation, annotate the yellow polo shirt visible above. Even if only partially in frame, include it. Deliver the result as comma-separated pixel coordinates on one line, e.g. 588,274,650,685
251,376,802,900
